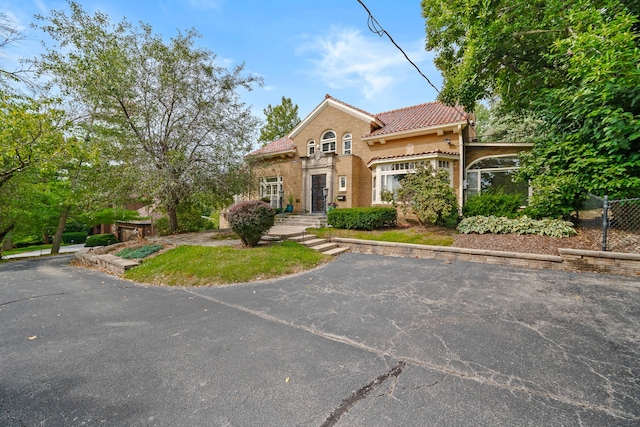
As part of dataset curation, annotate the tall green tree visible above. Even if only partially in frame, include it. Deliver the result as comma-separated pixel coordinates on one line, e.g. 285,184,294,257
258,96,300,145
422,0,640,216
0,94,68,246
34,1,262,233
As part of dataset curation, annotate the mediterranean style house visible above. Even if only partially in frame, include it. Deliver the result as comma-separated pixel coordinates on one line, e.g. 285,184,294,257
246,94,532,214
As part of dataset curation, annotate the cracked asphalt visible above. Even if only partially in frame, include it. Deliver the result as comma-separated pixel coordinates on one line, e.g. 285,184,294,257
1,253,639,426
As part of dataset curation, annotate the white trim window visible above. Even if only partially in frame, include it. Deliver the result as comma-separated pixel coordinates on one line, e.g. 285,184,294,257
307,140,316,156
371,157,455,203
321,130,336,153
259,176,283,208
465,154,528,202
339,175,347,191
342,133,352,155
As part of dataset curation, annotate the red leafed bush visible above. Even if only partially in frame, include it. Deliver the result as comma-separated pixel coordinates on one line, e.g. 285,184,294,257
227,200,276,247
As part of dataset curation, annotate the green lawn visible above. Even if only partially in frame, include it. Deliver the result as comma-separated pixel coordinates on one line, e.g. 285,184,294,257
308,226,454,246
124,240,330,286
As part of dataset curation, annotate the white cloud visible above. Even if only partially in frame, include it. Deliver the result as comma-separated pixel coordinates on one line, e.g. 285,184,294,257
297,26,433,101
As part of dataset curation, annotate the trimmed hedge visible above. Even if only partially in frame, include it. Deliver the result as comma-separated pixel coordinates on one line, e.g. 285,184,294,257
462,191,524,218
328,207,397,230
62,232,88,244
85,233,119,247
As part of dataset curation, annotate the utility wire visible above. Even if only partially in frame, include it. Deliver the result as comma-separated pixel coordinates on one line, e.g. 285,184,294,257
356,0,473,128
356,0,441,95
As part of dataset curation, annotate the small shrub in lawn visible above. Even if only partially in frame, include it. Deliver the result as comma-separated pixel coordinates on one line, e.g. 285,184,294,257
85,233,119,247
462,191,524,218
227,200,276,247
457,215,576,237
62,232,88,244
116,244,163,259
328,207,397,230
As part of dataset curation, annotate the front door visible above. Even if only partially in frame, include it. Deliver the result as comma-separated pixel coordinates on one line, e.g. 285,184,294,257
311,174,326,213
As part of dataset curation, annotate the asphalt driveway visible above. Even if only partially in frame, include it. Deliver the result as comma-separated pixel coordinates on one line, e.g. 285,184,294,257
1,253,639,426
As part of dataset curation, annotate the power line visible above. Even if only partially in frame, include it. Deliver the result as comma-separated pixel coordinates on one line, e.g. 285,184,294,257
356,0,440,95
356,0,473,128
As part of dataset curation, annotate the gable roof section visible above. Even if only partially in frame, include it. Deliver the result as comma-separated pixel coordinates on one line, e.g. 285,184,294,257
365,102,468,139
247,136,296,158
289,94,383,139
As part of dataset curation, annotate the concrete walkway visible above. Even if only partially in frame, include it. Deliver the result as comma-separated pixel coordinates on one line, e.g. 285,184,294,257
3,244,86,259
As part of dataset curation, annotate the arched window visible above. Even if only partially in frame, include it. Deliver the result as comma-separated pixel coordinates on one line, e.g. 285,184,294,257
342,133,352,155
307,140,315,156
466,154,529,202
321,131,336,153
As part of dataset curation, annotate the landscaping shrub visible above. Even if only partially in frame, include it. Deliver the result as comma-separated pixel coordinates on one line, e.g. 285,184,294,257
116,244,163,259
462,191,524,218
227,200,276,247
62,232,88,244
85,233,119,247
457,215,576,237
13,235,44,248
328,207,397,230
395,164,459,228
155,203,218,235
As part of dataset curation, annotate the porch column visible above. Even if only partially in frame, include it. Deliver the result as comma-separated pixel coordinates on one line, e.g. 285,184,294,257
301,158,308,213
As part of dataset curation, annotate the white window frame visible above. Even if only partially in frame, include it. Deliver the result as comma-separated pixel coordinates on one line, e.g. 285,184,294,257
259,176,283,208
339,175,347,191
307,140,315,156
371,157,454,203
342,133,352,155
321,130,336,153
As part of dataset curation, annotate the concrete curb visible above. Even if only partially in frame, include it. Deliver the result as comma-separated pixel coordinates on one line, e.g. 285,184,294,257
333,238,640,277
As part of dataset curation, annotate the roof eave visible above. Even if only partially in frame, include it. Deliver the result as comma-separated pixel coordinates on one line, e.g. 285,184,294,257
245,149,297,160
367,151,460,168
362,120,468,145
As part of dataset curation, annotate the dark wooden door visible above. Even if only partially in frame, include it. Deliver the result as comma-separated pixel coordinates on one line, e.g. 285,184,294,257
311,174,326,213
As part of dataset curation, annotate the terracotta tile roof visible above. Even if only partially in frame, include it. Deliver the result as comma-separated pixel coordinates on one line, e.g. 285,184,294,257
367,149,459,166
366,102,468,137
247,136,296,157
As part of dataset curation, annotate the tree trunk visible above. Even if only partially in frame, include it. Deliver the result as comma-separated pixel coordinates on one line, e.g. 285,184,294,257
42,231,50,245
167,204,179,234
51,205,71,255
1,227,15,254
166,192,180,234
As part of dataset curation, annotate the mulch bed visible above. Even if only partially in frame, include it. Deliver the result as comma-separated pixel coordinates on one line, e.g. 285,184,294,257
452,228,600,256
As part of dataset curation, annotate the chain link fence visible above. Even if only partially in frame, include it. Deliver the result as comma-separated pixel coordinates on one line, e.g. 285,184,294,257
578,195,640,253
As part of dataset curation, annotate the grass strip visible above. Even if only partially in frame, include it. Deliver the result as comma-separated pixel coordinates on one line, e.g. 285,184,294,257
308,227,454,246
124,240,329,286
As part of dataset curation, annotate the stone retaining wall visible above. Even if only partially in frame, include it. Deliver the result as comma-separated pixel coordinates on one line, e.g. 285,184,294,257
74,249,139,275
333,238,640,276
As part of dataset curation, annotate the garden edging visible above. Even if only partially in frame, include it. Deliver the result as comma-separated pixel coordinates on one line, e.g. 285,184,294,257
332,238,640,277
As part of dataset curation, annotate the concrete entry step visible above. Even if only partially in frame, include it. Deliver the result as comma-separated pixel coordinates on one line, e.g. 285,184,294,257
263,226,348,257
313,242,339,252
322,247,349,256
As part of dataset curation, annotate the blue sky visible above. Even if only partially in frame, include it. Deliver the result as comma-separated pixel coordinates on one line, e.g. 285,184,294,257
3,0,443,122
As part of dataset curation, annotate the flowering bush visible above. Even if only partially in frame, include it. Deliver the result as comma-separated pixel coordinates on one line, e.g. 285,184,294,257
328,201,338,209
227,200,276,247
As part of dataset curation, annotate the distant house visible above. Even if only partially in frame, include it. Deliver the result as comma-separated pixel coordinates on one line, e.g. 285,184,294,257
246,94,532,214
